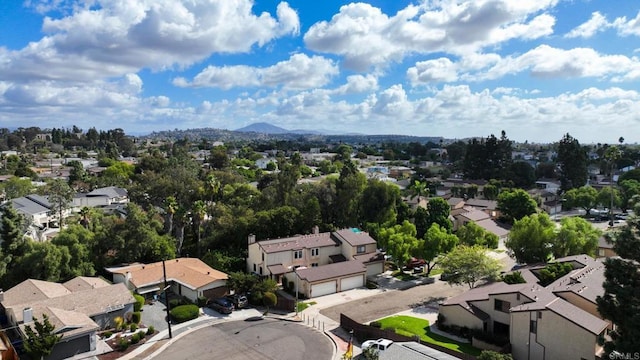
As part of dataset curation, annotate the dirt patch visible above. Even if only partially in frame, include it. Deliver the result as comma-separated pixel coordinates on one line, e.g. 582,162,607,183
96,330,159,360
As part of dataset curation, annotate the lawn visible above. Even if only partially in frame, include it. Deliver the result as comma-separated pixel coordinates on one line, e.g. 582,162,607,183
376,315,482,356
297,301,316,312
390,270,417,281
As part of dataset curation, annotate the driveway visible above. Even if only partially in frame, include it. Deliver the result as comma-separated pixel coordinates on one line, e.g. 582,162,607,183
152,318,333,360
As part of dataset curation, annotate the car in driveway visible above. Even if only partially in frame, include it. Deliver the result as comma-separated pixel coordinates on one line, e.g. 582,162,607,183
207,298,234,314
226,294,249,309
361,338,393,353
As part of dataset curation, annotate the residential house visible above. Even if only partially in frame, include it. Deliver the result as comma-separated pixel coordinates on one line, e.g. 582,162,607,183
10,194,54,227
0,277,135,360
451,207,509,241
439,255,609,360
247,228,384,298
73,186,129,208
106,258,229,302
596,236,616,258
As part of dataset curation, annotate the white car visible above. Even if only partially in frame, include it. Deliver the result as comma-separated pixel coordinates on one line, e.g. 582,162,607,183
361,338,393,353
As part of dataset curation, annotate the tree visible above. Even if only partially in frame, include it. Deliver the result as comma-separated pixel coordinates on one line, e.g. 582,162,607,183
192,200,206,258
553,217,600,258
596,206,640,355
378,221,419,269
456,221,499,249
426,197,452,232
477,350,513,360
1,176,34,199
23,314,62,360
225,272,259,295
360,179,399,226
417,223,458,276
619,179,640,212
164,196,178,235
596,186,621,210
262,291,277,315
47,179,74,227
563,186,598,215
497,189,538,223
506,161,536,189
439,245,502,288
557,133,588,191
506,214,556,264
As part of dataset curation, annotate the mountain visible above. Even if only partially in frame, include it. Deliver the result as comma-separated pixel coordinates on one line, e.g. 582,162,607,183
234,122,290,134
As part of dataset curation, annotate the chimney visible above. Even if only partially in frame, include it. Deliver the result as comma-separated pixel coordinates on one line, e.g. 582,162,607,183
248,234,256,245
125,271,131,282
23,308,33,324
312,226,319,235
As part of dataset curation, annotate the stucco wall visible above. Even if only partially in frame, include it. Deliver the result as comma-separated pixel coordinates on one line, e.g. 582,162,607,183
439,305,483,331
472,292,529,333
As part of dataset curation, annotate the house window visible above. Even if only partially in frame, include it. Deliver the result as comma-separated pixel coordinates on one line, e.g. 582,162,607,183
530,320,537,334
253,264,256,272
517,293,520,301
311,248,319,257
262,253,264,261
259,267,263,275
598,249,605,257
356,245,366,254
311,263,319,267
294,250,303,259
494,299,511,313
537,311,542,319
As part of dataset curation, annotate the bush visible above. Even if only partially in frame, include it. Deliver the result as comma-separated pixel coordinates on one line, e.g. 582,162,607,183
370,321,382,328
169,299,182,308
366,280,378,289
130,332,141,344
102,331,113,339
146,326,155,336
472,329,510,347
130,323,138,332
117,338,130,351
197,296,208,307
478,351,513,360
170,304,200,323
114,316,125,331
133,294,145,312
131,312,141,324
502,271,526,284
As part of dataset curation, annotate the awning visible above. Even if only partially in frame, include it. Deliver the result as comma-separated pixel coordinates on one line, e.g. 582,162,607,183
267,264,289,275
136,286,161,294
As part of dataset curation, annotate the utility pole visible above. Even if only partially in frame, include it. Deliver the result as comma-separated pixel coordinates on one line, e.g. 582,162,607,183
163,260,173,339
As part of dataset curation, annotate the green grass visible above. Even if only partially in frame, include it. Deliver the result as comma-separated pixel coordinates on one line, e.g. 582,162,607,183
428,268,443,276
391,270,417,281
377,315,482,356
297,301,316,312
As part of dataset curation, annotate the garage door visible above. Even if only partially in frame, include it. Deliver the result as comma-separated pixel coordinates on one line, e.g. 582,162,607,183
340,275,364,291
311,281,337,298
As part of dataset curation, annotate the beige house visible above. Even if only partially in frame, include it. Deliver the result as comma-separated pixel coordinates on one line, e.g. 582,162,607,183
0,277,135,360
107,257,228,302
596,236,616,258
247,228,384,298
439,255,608,360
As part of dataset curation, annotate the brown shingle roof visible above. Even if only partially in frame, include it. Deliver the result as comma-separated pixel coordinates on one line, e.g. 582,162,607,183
258,232,338,254
19,306,99,340
107,258,228,290
63,276,111,292
2,279,71,307
297,261,366,283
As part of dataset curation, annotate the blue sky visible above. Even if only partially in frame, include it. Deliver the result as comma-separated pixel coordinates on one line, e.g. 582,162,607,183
1,0,640,143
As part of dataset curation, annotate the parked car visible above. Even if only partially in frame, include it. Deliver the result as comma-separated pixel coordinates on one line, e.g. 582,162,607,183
361,338,393,353
207,298,234,314
226,293,249,309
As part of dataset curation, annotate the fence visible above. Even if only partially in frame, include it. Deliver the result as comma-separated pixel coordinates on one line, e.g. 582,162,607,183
340,313,477,360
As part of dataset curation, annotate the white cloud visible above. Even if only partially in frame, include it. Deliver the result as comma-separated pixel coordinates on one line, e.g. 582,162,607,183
175,53,338,90
565,12,609,38
304,0,557,70
333,75,379,94
613,11,640,36
407,58,459,84
1,0,300,82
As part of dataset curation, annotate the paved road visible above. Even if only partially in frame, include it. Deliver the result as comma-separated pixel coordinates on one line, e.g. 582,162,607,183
152,318,333,360
320,279,467,324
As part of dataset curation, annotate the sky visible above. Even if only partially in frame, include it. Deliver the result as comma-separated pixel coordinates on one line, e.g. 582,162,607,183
1,0,640,143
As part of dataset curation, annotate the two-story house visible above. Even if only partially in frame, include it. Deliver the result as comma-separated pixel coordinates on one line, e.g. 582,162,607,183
439,255,609,360
247,228,384,298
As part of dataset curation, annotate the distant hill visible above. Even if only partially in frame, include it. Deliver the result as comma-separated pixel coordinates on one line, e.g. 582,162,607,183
235,122,290,134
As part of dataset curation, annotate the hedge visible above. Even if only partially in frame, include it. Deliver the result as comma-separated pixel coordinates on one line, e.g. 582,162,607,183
133,294,145,312
170,304,199,323
131,311,141,324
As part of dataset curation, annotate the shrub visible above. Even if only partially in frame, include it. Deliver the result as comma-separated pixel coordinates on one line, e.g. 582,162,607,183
478,351,513,360
366,280,378,289
197,296,208,307
133,294,145,312
147,326,155,336
114,316,125,331
137,330,146,339
169,299,182,308
170,304,200,323
130,323,138,332
370,321,382,328
117,338,130,351
130,332,141,344
102,331,113,339
131,312,141,324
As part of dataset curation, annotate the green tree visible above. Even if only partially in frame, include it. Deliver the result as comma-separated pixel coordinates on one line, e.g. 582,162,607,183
262,291,277,315
225,272,259,295
334,161,366,227
596,186,621,210
439,245,502,288
426,197,452,232
506,161,536,189
619,179,640,212
596,206,640,354
506,214,556,264
100,161,134,187
557,133,588,191
563,186,598,215
192,200,206,258
378,221,419,269
360,179,399,226
553,217,601,258
209,145,230,169
51,225,96,279
417,223,459,276
47,179,74,227
483,183,499,200
477,350,513,360
497,189,538,223
23,314,62,360
2,176,34,199
456,221,499,249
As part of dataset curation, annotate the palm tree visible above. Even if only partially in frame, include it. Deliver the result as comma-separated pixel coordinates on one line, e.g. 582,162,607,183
164,196,177,235
79,207,91,229
192,200,206,258
174,206,188,256
205,173,221,204
410,180,428,200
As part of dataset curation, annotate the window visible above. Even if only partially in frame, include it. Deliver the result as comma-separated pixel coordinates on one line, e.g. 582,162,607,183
311,248,319,257
357,245,366,254
261,253,264,261
537,311,542,319
294,250,303,259
311,263,319,267
494,299,511,313
517,293,520,301
598,249,605,256
530,320,537,334
253,264,256,272
259,267,263,275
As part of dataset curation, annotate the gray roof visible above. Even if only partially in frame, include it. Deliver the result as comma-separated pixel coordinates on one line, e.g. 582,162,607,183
546,298,608,334
11,195,51,215
87,186,127,198
333,228,377,247
381,342,461,360
297,261,366,283
258,232,338,254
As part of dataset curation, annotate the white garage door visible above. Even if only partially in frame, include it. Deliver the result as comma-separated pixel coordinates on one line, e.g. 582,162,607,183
311,281,337,298
340,275,364,291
